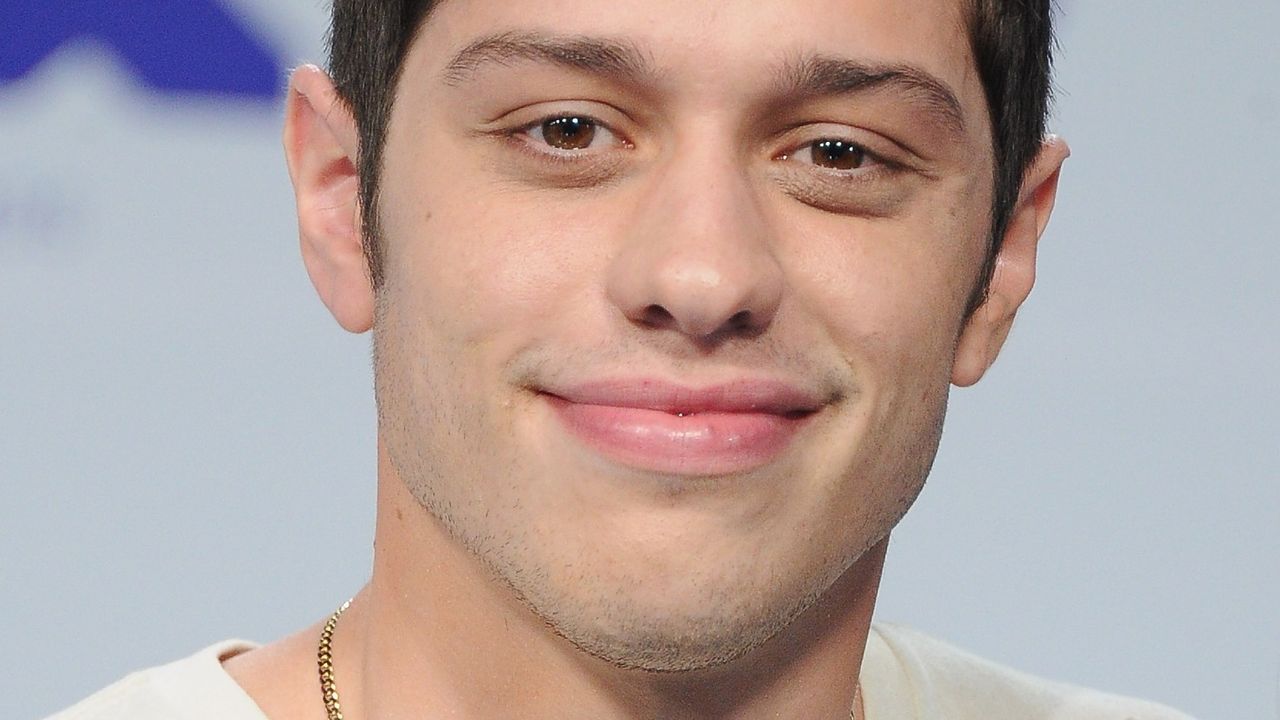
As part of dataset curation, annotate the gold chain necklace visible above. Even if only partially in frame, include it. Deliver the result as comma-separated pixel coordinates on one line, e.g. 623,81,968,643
318,599,351,720
317,601,862,720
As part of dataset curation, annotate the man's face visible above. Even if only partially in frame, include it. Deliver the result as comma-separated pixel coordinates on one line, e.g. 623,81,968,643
373,0,994,670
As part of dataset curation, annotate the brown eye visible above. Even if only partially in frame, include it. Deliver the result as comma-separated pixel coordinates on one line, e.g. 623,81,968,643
810,139,867,170
540,117,597,150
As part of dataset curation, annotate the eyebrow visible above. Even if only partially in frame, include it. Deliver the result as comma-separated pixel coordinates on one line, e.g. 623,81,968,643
776,54,968,139
441,31,657,87
440,32,967,139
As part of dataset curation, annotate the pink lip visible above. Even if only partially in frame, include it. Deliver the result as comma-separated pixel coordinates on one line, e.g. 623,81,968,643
541,379,822,476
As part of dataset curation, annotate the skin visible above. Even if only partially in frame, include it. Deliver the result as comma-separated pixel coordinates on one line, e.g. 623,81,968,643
225,0,1068,718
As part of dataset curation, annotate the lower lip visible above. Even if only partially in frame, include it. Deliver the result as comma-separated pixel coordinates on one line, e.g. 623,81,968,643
544,395,808,476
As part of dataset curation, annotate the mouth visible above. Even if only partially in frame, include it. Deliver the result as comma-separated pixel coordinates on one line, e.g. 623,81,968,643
538,378,824,476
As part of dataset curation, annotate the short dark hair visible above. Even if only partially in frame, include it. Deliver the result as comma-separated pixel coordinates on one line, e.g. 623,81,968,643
327,1,435,288
965,0,1057,312
327,0,1055,307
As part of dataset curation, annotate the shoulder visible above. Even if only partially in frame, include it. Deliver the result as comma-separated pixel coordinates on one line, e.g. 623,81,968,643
865,624,1195,720
46,641,266,720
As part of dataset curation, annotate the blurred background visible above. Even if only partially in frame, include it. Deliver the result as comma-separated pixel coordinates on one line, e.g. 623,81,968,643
2,1,1276,718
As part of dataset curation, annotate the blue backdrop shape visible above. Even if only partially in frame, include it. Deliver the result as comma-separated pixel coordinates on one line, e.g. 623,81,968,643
1,0,282,100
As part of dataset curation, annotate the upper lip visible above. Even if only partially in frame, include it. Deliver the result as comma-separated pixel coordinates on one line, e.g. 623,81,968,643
539,378,827,416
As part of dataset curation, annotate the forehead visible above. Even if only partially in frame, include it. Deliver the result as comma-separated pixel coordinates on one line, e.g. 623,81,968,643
414,0,983,118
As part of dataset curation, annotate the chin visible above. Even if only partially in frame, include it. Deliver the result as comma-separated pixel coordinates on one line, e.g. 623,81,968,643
498,541,857,674
547,603,790,673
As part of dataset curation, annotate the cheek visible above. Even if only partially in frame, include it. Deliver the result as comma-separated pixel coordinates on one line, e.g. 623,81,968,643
791,210,983,375
779,191,986,505
377,143,612,359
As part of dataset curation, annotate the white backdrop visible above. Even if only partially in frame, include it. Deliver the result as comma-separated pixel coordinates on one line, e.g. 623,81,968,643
3,2,1276,719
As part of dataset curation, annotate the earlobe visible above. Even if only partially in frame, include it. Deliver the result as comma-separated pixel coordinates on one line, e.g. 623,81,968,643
952,136,1070,387
284,64,374,334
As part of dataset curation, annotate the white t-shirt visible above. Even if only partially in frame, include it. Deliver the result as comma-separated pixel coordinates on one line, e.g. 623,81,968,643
47,624,1194,719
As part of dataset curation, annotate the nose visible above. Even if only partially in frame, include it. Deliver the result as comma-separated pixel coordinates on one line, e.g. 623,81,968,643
606,152,784,343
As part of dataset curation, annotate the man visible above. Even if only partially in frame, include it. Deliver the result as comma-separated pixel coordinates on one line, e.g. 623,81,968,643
52,0,1191,718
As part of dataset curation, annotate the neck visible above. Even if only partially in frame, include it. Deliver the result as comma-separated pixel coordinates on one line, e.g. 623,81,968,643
329,448,883,720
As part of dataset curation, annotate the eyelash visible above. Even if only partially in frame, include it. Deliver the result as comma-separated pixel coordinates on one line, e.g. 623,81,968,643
509,114,628,162
777,140,891,175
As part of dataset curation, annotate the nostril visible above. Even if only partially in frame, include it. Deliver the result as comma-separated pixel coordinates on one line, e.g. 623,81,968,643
642,304,675,328
728,310,753,331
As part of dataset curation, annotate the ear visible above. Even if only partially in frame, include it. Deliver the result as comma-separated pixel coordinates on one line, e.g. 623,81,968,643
952,136,1070,387
283,64,374,334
